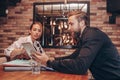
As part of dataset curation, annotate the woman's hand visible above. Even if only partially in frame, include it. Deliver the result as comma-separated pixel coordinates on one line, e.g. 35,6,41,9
16,53,30,60
11,48,30,60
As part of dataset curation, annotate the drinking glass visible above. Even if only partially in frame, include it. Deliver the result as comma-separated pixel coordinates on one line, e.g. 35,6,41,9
31,60,41,74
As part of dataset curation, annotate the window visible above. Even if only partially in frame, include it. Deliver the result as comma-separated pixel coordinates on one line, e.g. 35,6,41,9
33,1,90,48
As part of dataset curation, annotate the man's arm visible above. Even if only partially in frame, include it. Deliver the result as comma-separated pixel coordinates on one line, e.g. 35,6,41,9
47,30,104,74
55,48,80,60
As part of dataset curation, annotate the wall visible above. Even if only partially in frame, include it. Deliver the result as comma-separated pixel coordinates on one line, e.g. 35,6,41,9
0,0,120,56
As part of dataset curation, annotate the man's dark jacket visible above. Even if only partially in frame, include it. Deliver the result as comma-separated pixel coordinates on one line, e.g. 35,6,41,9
47,27,120,80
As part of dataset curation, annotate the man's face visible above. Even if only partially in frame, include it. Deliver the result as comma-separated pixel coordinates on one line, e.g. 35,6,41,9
29,24,42,41
68,15,81,37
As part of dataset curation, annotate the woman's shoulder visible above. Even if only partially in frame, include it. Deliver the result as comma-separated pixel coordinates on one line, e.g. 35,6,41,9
17,36,31,42
18,36,29,40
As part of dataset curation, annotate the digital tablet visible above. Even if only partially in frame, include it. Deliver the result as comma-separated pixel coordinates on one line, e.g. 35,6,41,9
22,42,36,57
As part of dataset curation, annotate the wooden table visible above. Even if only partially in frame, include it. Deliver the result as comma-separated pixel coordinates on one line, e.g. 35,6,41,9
0,66,88,80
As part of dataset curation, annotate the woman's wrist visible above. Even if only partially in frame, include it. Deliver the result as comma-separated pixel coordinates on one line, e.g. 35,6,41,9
10,49,25,60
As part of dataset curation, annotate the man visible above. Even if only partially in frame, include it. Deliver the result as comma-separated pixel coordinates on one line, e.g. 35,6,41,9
32,11,120,80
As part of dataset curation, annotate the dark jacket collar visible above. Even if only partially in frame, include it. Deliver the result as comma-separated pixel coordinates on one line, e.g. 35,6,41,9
80,26,89,39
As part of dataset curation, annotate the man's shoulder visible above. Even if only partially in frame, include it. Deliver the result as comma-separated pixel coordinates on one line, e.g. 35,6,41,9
86,27,101,33
88,27,99,30
85,27,104,37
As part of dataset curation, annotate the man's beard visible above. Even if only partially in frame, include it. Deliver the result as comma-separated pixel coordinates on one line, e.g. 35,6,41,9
70,31,81,43
74,32,81,38
71,31,81,38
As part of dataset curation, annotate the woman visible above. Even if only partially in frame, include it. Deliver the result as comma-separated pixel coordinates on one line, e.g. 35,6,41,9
4,22,44,60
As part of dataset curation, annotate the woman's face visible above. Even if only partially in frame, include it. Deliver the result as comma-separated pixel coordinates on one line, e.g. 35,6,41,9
29,24,42,41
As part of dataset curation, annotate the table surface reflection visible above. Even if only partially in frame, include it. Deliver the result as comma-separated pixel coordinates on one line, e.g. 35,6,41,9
0,65,88,80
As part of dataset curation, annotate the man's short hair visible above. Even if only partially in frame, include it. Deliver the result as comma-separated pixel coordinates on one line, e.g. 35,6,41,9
68,10,89,26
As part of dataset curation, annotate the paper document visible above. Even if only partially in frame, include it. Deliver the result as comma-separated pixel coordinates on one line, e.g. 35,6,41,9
22,42,36,57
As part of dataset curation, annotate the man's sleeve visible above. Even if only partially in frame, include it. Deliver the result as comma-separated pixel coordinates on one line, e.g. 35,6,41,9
47,30,104,74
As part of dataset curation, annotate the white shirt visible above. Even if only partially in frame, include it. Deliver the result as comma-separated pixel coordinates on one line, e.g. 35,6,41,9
4,35,44,56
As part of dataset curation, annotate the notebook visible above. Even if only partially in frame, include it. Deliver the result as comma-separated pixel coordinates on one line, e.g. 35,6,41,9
2,59,54,71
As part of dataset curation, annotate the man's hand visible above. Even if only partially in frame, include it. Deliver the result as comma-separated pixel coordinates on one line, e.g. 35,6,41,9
31,52,49,65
